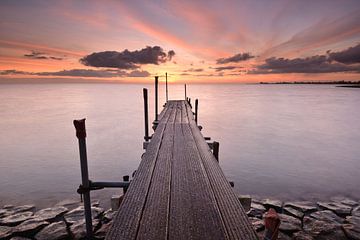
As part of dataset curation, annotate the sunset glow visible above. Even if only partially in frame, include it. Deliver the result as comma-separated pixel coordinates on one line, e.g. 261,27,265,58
0,0,359,83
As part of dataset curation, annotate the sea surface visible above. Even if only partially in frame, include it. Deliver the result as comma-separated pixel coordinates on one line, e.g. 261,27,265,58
1,83,359,208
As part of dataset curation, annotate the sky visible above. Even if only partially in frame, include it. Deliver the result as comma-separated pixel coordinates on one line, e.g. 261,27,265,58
0,0,360,83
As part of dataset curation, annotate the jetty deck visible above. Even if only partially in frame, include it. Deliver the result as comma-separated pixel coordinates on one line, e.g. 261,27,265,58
105,100,257,240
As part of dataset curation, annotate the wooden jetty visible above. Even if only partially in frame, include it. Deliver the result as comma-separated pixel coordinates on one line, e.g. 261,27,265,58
105,100,257,239
74,77,258,239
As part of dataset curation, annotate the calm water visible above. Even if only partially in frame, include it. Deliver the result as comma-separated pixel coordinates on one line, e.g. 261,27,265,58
0,83,359,208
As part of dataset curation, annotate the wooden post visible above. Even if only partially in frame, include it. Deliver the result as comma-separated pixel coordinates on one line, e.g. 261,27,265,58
184,84,187,100
143,88,149,141
73,119,93,239
155,76,159,122
213,141,219,161
123,175,129,194
165,72,168,102
195,99,199,124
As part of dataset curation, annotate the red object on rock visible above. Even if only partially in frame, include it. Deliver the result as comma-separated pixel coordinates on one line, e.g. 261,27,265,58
264,208,280,240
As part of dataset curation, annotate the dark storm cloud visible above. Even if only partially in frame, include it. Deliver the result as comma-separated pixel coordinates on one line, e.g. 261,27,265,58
80,46,175,69
24,50,64,60
328,43,360,64
250,55,360,74
184,68,204,72
216,52,254,64
0,69,30,75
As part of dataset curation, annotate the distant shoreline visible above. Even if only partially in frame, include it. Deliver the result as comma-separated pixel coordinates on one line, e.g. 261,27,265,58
259,81,360,85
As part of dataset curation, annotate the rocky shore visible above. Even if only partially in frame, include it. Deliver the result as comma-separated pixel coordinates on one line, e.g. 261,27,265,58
0,196,359,240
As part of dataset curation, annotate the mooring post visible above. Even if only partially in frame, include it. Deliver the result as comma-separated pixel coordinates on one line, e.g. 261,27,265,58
189,98,192,108
213,141,219,161
143,88,150,142
165,72,168,103
123,175,129,194
195,99,199,124
184,84,187,100
73,119,93,239
155,76,159,122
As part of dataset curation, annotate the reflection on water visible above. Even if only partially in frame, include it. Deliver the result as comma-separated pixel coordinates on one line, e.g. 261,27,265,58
0,83,359,208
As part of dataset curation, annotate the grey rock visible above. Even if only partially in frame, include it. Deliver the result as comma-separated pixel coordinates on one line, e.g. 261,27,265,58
12,205,35,214
283,201,317,213
33,206,68,222
331,196,359,207
55,199,81,211
278,232,292,240
292,231,314,240
35,221,69,240
303,216,347,239
310,210,344,224
342,223,360,240
10,237,33,240
248,217,264,232
0,205,35,219
278,213,302,233
0,225,13,239
70,219,99,240
103,209,117,223
317,201,352,217
64,206,103,225
12,218,49,235
0,212,34,226
263,199,282,212
353,206,360,217
95,222,112,239
283,206,304,219
247,203,266,218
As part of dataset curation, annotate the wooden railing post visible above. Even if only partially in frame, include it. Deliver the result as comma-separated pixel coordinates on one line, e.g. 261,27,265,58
155,76,159,122
184,84,187,100
195,99,199,124
73,119,93,239
213,141,219,161
165,72,168,103
143,88,149,141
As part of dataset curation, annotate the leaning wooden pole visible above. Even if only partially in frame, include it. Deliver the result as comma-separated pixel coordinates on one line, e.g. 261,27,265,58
73,119,93,239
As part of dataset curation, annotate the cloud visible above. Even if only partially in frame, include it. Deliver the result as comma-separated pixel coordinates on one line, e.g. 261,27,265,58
80,46,175,69
328,43,360,64
24,50,64,60
0,69,150,78
213,66,239,72
184,68,204,72
216,52,255,64
251,55,359,74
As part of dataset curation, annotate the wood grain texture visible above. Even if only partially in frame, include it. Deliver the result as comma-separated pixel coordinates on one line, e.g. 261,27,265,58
106,100,258,240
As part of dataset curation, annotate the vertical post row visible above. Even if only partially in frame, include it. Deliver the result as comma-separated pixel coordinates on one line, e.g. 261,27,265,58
143,88,149,141
184,84,187,100
155,76,159,122
165,72,168,103
195,99,199,124
73,119,93,239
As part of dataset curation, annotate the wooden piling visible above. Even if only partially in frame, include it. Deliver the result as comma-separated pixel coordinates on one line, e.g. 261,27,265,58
165,72,168,103
195,99,199,124
143,88,149,141
213,141,219,161
155,76,159,122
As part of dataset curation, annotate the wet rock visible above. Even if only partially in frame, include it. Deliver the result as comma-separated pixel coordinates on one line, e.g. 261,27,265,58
278,213,302,233
64,206,103,225
55,199,81,211
317,201,352,217
248,217,264,232
292,231,314,240
33,206,68,222
283,201,317,213
35,221,69,240
95,222,112,239
331,196,359,207
69,219,99,240
0,225,13,239
10,237,33,240
12,218,49,236
12,205,35,214
283,206,304,219
278,232,292,240
263,199,282,212
0,212,34,226
247,203,266,218
0,205,35,219
353,206,360,217
310,210,343,224
91,200,100,207
303,216,347,239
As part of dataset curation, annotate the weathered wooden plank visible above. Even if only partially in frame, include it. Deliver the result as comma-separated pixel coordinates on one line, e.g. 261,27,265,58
168,102,228,240
105,102,174,240
136,101,177,240
185,102,258,240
